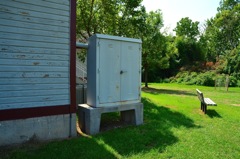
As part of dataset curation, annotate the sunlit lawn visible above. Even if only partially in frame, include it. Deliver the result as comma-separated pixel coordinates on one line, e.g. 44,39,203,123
1,83,240,159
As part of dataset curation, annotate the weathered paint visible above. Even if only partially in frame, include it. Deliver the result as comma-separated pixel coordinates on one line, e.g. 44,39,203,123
0,0,71,110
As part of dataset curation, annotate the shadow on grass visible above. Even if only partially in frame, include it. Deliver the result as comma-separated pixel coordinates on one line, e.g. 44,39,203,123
142,87,196,96
207,109,222,118
0,137,120,159
2,98,198,159
95,97,198,157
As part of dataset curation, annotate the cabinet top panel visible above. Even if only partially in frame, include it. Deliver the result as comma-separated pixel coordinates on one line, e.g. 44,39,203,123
91,34,142,44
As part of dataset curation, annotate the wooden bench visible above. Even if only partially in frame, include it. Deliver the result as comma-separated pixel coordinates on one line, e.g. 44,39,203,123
196,89,217,114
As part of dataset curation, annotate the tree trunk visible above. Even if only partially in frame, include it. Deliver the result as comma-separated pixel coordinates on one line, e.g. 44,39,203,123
144,65,148,88
225,74,229,91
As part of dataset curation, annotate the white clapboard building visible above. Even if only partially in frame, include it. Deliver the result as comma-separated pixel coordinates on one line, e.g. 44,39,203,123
0,0,77,145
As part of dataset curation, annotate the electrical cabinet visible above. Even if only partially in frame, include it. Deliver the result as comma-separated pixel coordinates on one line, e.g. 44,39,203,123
87,34,142,107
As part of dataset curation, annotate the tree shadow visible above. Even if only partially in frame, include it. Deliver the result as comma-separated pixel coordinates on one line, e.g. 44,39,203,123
142,87,196,96
207,109,222,118
95,97,198,157
2,97,199,159
1,133,118,159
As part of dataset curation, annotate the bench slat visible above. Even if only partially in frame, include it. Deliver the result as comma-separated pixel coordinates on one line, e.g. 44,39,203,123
204,98,217,106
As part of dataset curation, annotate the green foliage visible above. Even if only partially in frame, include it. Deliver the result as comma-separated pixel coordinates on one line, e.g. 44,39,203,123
141,10,177,87
76,1,176,87
142,10,164,66
172,17,204,69
204,0,240,59
75,0,240,88
229,75,238,87
142,33,179,85
76,0,145,40
218,0,239,11
212,43,240,84
196,71,216,86
171,71,215,86
171,71,240,87
175,36,204,66
160,78,171,83
174,17,200,40
231,73,240,87
223,44,240,74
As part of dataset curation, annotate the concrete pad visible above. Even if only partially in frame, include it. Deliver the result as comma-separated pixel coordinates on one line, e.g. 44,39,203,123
0,114,76,146
77,103,143,135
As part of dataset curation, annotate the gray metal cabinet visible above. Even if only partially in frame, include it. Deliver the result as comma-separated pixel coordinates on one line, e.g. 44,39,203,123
87,34,142,107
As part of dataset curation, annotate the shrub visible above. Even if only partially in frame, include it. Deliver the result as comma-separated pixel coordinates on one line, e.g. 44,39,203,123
171,71,216,86
237,80,240,87
162,78,170,83
196,71,215,86
229,76,238,87
185,72,198,85
230,72,240,87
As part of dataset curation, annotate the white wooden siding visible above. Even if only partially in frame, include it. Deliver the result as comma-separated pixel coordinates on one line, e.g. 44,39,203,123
0,0,71,110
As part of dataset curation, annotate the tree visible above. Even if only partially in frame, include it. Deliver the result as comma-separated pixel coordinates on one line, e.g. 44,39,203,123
76,0,145,60
204,0,240,60
76,0,120,41
76,0,145,41
218,0,239,11
173,17,203,66
76,1,176,87
202,0,240,87
141,10,164,87
174,17,200,40
117,0,146,38
218,43,240,75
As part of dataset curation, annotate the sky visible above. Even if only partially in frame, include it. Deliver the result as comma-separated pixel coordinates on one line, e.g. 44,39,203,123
141,0,220,33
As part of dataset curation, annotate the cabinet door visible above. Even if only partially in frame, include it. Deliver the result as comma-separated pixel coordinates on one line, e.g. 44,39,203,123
99,39,121,103
120,42,140,101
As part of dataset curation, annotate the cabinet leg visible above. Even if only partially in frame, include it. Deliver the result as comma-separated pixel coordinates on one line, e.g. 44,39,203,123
77,105,102,135
120,103,143,125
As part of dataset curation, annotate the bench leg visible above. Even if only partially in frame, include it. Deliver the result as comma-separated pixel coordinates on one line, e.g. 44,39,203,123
200,103,207,114
203,104,207,114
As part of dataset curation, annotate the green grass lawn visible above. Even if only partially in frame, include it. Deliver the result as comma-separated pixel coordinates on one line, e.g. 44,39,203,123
1,83,240,159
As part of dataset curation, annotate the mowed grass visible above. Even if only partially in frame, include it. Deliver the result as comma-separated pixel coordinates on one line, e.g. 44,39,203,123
1,83,240,159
